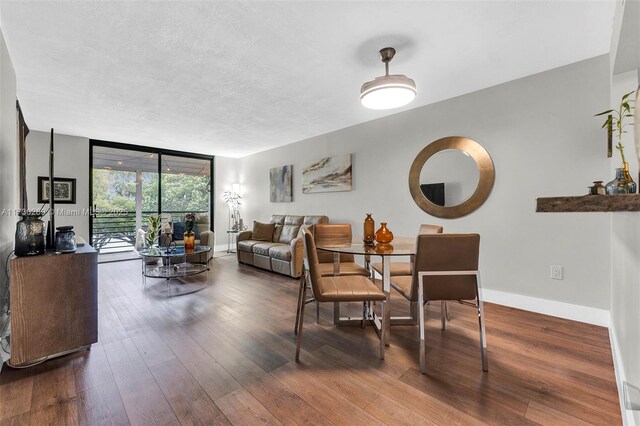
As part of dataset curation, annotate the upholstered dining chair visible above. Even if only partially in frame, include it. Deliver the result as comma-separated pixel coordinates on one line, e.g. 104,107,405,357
370,224,443,277
371,224,444,321
315,224,370,277
295,229,386,361
294,224,370,333
390,233,487,373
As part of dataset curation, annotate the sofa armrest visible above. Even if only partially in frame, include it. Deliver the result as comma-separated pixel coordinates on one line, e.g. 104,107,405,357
289,236,304,278
237,230,252,242
199,230,214,247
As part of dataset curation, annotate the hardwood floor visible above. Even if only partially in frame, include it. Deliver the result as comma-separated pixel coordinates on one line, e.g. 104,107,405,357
0,253,622,425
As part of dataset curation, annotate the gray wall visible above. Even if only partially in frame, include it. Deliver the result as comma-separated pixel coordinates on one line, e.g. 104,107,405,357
0,27,16,362
610,66,640,424
25,130,90,241
236,55,612,310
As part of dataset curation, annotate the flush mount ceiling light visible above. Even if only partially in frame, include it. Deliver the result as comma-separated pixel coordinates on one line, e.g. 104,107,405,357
360,47,417,110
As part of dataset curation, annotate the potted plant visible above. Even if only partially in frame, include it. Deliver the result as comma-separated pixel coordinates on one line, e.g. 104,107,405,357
596,90,637,193
222,190,244,230
145,215,161,249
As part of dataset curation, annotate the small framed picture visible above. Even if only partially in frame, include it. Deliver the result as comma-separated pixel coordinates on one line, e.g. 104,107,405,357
38,177,76,204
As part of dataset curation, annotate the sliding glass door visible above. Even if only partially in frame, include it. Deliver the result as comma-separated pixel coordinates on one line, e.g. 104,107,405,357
90,141,213,262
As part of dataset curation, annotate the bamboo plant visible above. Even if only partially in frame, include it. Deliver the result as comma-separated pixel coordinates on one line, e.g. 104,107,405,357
595,90,636,163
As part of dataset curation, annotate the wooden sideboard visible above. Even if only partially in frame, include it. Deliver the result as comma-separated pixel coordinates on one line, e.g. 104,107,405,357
9,245,98,366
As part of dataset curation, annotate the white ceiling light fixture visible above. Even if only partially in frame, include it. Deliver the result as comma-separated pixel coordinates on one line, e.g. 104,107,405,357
360,47,417,110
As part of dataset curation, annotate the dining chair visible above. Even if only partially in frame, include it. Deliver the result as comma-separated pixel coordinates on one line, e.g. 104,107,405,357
315,224,370,277
371,224,443,320
294,224,369,333
370,224,443,277
295,229,386,360
389,233,487,373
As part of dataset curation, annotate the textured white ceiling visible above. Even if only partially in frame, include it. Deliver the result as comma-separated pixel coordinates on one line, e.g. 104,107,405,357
0,1,615,158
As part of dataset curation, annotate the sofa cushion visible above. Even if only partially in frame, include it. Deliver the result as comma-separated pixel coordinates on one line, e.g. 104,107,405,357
297,224,312,239
269,245,292,261
172,221,185,241
273,224,283,242
284,215,304,226
271,215,286,225
303,215,329,225
238,240,261,253
196,214,209,232
253,242,282,256
252,221,275,241
279,225,301,244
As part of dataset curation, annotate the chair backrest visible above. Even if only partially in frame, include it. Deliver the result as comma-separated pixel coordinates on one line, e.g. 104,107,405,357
419,224,443,234
314,224,355,263
302,228,323,298
411,234,480,301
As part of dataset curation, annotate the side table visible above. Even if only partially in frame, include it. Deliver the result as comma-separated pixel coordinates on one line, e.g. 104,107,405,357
227,230,239,253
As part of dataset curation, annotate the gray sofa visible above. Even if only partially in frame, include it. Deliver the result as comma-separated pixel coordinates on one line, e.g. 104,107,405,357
237,214,328,277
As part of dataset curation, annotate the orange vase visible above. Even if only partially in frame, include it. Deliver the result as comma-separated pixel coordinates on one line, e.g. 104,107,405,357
363,213,375,245
184,231,195,253
375,222,394,244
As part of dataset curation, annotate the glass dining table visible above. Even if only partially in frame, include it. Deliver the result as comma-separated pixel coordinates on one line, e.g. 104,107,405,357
316,237,416,346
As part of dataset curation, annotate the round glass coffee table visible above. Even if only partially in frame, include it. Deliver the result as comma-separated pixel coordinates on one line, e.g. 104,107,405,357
139,245,212,297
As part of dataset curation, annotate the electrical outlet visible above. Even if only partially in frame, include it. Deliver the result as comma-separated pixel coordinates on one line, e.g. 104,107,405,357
550,265,563,280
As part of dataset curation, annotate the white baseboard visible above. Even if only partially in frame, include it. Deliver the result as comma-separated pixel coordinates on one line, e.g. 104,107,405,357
609,318,637,425
213,244,232,253
481,288,610,327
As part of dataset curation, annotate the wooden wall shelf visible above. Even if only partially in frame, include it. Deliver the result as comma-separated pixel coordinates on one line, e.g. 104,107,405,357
536,194,640,212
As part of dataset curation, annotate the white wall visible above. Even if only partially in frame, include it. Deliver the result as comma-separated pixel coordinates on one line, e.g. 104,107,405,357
0,26,17,364
610,66,640,425
214,155,240,249
25,130,90,241
236,55,612,310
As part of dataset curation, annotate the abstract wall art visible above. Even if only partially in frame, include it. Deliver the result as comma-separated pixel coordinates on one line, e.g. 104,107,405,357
302,154,352,194
270,165,292,202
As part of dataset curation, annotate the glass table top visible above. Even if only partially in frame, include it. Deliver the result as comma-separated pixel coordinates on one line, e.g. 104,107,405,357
316,237,415,256
139,245,211,258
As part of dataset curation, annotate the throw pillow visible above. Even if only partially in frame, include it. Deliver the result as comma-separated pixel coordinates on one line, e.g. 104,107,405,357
252,221,276,242
273,224,283,242
172,221,185,241
279,224,301,244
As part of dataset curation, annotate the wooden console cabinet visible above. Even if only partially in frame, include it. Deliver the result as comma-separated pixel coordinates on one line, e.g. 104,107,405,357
9,245,98,366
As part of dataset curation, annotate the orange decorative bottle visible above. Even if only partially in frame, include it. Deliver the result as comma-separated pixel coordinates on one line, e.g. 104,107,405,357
363,213,375,245
183,231,195,252
375,222,394,244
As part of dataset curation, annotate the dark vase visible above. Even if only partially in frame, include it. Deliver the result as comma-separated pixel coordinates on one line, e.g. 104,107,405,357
15,211,46,256
606,168,630,195
375,222,394,244
363,213,375,245
55,226,77,253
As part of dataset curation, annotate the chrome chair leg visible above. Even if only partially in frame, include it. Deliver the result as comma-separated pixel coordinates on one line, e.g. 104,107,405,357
295,278,308,361
294,270,306,335
409,301,418,321
477,273,488,372
440,301,446,330
445,301,450,321
418,287,427,373
379,301,385,360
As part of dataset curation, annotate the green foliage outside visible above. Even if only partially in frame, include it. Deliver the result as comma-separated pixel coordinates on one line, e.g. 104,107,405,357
92,168,209,228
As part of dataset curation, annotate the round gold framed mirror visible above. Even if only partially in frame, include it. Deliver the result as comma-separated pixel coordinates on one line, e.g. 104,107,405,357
409,136,495,219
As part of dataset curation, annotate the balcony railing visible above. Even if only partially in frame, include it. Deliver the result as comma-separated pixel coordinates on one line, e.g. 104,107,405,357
92,210,209,253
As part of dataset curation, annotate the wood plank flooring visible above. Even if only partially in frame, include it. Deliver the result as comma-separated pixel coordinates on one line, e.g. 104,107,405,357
0,253,622,425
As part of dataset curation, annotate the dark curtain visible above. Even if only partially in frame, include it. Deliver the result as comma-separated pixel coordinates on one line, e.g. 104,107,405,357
17,100,29,209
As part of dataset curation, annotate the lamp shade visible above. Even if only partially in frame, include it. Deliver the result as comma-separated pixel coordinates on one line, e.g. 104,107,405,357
360,74,417,110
